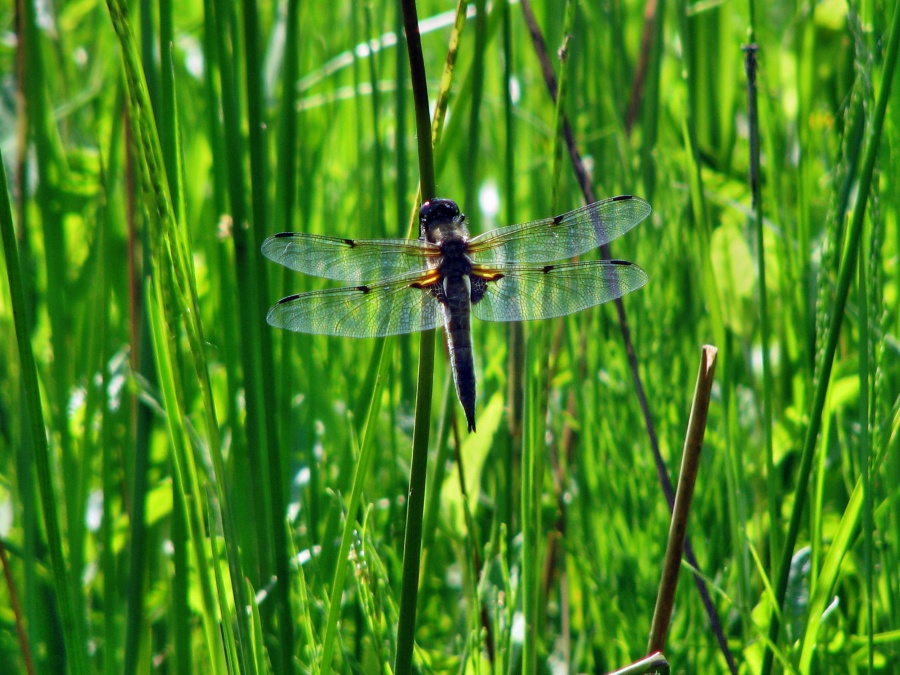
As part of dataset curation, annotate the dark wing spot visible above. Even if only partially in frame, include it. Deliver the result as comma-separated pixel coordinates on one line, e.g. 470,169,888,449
278,294,301,303
609,259,631,266
357,285,371,293
552,214,564,225
344,238,357,247
613,194,635,201
542,265,554,274
273,232,295,238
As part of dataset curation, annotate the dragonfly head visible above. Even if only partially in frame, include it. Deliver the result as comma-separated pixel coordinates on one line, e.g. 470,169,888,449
420,198,468,243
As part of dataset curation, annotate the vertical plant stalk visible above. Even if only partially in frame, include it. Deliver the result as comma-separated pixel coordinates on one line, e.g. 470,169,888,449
625,0,661,135
451,428,496,661
424,0,470,184
17,0,89,668
463,0,486,214
0,147,89,675
743,43,780,573
647,345,718,654
96,175,119,675
146,277,227,670
240,0,294,661
549,1,575,214
0,165,39,675
760,2,900,672
418,376,455,559
521,324,547,674
855,16,877,672
206,19,266,665
363,3,388,237
106,0,255,670
401,1,437,198
395,1,438,674
526,5,576,671
503,2,524,450
395,1,418,410
319,340,391,674
501,3,523,562
857,241,874,673
519,2,736,670
458,0,495,659
273,0,303,662
122,115,158,675
209,0,276,587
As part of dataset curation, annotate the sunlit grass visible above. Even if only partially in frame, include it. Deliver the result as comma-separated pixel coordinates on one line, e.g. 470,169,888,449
1,0,899,673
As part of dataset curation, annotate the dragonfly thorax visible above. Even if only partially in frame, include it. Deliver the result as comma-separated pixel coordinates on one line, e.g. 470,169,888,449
437,239,474,279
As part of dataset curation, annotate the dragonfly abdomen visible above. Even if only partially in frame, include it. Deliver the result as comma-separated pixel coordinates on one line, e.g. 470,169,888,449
441,276,477,432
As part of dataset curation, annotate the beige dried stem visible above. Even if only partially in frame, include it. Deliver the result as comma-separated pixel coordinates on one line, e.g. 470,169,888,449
647,345,719,654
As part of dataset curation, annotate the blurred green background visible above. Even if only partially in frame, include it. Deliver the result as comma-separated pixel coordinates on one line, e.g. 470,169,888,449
1,0,898,672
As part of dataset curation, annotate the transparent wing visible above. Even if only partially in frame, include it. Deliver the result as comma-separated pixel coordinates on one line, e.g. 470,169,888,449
262,233,438,282
471,260,648,322
467,195,650,264
266,270,443,337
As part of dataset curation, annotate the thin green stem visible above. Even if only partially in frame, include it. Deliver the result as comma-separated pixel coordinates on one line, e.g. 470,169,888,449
858,240,874,675
0,129,89,675
395,1,439,672
463,0,486,215
241,0,293,661
524,4,574,670
107,0,252,669
319,339,391,674
272,0,303,660
743,40,780,579
18,0,87,668
761,3,900,671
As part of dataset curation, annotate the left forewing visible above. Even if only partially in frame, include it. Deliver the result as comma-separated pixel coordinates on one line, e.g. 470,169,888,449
262,233,437,281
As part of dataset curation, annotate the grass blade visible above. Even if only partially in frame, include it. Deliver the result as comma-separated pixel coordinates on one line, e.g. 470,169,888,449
760,3,900,671
0,128,89,675
320,339,391,673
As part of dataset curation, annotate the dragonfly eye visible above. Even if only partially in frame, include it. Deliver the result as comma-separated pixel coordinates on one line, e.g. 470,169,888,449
420,198,461,225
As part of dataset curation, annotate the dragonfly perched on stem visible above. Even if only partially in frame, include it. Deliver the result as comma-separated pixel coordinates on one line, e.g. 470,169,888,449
263,195,650,432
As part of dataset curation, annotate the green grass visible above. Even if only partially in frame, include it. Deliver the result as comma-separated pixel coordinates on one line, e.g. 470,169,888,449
2,0,899,673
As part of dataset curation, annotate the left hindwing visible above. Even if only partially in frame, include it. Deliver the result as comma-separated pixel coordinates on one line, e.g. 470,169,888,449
266,269,442,337
470,260,648,322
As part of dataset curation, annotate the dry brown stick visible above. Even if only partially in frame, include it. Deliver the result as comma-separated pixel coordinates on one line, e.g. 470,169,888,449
648,345,718,654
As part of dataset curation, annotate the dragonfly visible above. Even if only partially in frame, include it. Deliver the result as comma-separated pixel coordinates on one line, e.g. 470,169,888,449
262,195,650,432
